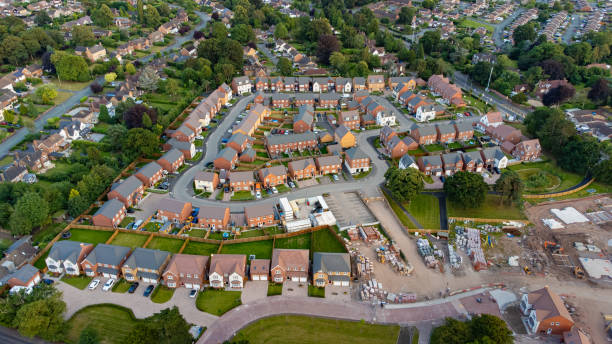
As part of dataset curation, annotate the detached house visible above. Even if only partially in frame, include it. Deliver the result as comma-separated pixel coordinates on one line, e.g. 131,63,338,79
0,265,40,288
288,158,317,180
170,124,196,142
107,176,144,207
156,198,192,222
481,147,508,170
157,148,185,173
334,125,356,148
442,152,463,175
399,154,418,170
477,111,503,131
411,125,437,145
209,254,247,289
338,110,360,130
250,259,270,281
520,286,574,335
46,241,94,275
198,206,231,229
231,76,252,95
512,139,541,161
344,147,370,175
121,247,171,284
134,161,164,188
85,44,106,62
462,151,485,173
194,171,219,192
214,147,238,170
486,124,522,145
163,254,209,290
386,135,416,159
227,132,250,153
312,252,351,287
271,249,309,283
293,105,314,133
367,75,385,92
92,199,127,227
258,165,287,187
245,204,275,227
81,244,131,279
418,155,443,176
229,171,255,191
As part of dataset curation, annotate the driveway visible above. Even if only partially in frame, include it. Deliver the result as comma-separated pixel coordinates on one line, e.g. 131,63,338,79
282,281,308,298
241,281,268,304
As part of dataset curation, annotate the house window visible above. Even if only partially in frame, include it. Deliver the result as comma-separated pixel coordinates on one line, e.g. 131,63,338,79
555,322,560,326
180,273,184,277
187,274,191,278
194,274,198,278
167,275,173,280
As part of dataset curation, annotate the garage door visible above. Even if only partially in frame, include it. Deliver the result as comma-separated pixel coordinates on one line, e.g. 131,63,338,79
341,281,349,286
150,279,157,285
193,284,200,290
110,274,117,279
299,277,307,283
185,283,193,289
103,273,110,278
333,281,341,286
291,277,299,282
252,275,260,281
260,275,267,281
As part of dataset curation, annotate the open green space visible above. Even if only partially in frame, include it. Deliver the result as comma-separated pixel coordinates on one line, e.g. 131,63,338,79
308,285,325,298
311,229,347,254
61,275,93,290
33,250,49,269
110,232,148,248
459,19,494,32
111,278,131,293
0,155,13,165
231,190,255,201
382,190,416,228
274,233,311,250
65,304,138,344
151,285,175,303
447,194,526,219
232,315,400,344
220,240,273,260
182,241,219,256
146,237,184,253
47,78,91,92
405,194,440,229
63,228,113,245
267,282,283,296
207,231,226,240
196,289,241,316
508,161,583,194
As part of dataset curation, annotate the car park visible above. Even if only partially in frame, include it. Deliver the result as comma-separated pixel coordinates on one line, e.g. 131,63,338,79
128,282,139,293
88,279,100,290
189,289,198,298
143,285,154,297
102,278,115,291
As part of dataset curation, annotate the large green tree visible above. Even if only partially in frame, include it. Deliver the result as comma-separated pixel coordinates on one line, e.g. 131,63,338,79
124,128,159,157
431,315,513,344
494,170,523,204
121,307,191,344
384,166,425,203
444,171,488,208
91,4,114,28
8,191,49,235
51,51,91,82
14,291,66,341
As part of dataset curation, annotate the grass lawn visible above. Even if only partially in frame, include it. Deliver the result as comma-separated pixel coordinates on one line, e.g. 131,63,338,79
146,237,184,253
186,228,208,238
112,279,131,293
460,19,494,32
215,190,225,200
508,160,584,194
408,147,426,155
424,143,445,152
61,275,92,290
447,142,463,150
276,184,290,193
32,222,66,245
207,231,226,240
311,229,347,254
231,190,254,201
447,194,526,220
405,194,440,229
119,216,136,228
267,282,282,296
111,232,148,248
53,91,73,104
353,169,372,179
144,222,162,232
220,240,273,260
65,304,138,344
0,155,13,165
274,233,311,250
182,241,219,256
196,289,241,316
33,250,49,269
151,285,175,303
308,285,325,298
232,315,400,344
64,228,113,245
48,78,91,92
264,226,284,236
238,229,265,238
382,190,416,228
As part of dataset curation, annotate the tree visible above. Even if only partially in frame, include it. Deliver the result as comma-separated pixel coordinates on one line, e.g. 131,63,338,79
384,167,425,203
8,191,49,235
121,307,191,344
230,24,254,44
138,66,160,92
513,22,536,45
92,4,114,28
193,30,204,40
98,105,112,123
105,124,127,150
137,0,144,23
593,159,612,185
125,63,136,75
274,23,288,40
539,59,566,80
470,314,514,344
444,171,488,208
431,315,513,344
51,52,91,82
14,294,66,341
276,57,292,76
71,26,95,47
542,84,575,106
123,104,157,129
165,78,180,100
143,6,161,28
430,318,471,344
35,11,51,26
78,326,100,344
141,113,152,128
211,22,228,39
316,34,340,65
35,84,57,105
588,78,611,103
397,6,416,25
104,72,117,84
90,82,103,94
494,170,523,204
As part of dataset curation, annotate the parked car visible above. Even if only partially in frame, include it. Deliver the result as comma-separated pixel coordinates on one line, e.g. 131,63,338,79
206,162,214,168
272,186,278,194
42,278,54,285
288,181,295,188
128,282,139,293
102,278,115,292
189,289,198,298
256,191,262,199
332,174,339,181
143,285,154,297
88,279,100,290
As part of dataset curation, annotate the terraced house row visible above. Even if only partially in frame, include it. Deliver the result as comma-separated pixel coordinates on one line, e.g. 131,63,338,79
400,146,509,176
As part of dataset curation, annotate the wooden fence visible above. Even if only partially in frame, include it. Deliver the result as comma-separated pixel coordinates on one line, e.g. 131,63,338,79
522,178,594,199
448,217,530,224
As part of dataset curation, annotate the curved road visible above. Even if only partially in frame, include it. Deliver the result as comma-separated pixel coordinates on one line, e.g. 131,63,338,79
0,11,211,158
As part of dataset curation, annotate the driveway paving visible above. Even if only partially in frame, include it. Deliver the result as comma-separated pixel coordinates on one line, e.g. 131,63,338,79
241,281,268,304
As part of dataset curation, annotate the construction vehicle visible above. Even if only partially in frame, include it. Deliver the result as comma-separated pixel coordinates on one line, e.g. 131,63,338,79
544,241,564,254
573,266,585,279
523,266,532,275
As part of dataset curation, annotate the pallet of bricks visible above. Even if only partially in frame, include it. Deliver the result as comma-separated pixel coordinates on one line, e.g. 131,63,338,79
416,237,444,270
355,254,373,278
455,226,488,271
359,279,417,304
375,243,411,275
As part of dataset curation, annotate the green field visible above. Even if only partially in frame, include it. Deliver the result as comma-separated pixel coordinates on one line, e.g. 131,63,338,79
196,289,241,316
405,194,440,229
110,232,148,248
64,228,113,245
509,161,584,195
274,233,311,250
220,240,273,260
65,304,139,344
459,19,494,33
311,229,347,254
145,237,184,253
232,315,401,344
447,194,526,220
182,241,219,256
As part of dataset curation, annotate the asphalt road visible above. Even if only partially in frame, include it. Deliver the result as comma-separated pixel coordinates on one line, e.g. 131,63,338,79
562,13,581,44
0,11,211,158
491,8,525,48
0,326,48,344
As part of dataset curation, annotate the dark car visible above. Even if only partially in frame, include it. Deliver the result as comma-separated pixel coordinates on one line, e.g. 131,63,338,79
42,278,54,285
224,186,229,193
128,282,139,294
61,231,72,239
143,285,154,297
206,162,214,168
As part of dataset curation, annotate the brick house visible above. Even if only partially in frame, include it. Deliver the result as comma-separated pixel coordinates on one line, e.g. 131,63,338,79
107,175,144,207
297,77,310,92
231,76,251,95
312,252,351,287
170,124,196,142
85,44,106,62
338,110,360,130
367,75,385,92
198,206,231,229
316,155,342,175
46,241,94,275
271,249,309,283
295,94,316,107
481,147,508,169
229,171,255,191
441,152,463,175
214,147,238,170
389,76,416,89
254,77,269,91
335,77,352,93
163,139,195,160
454,121,474,141
428,74,465,106
258,165,287,187
512,139,541,161
477,111,503,131
157,148,185,173
462,151,485,173
288,158,317,180
209,254,246,289
312,77,329,92
163,254,208,290
265,132,318,155
121,248,171,284
270,77,283,91
194,171,219,192
81,244,131,279
293,105,314,134
411,126,437,145
385,135,417,159
0,265,40,288
418,155,443,176
486,124,522,145
92,199,126,227
319,93,340,108
240,148,256,163
344,147,370,175
233,104,269,136
134,161,164,188
227,132,250,153
334,125,356,148
271,93,291,108
156,198,192,222
520,286,574,335
245,204,275,227
250,259,270,281
436,124,457,143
